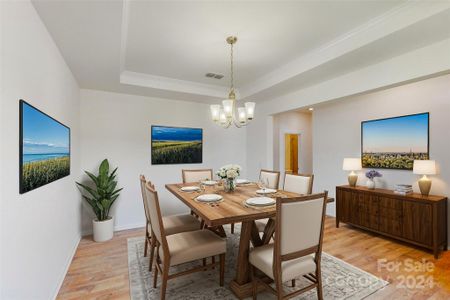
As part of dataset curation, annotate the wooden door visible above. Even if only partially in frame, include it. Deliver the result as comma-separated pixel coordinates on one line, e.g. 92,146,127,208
284,134,298,174
379,196,403,236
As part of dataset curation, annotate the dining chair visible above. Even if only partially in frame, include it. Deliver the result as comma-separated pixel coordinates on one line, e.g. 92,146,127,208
255,172,315,233
283,173,314,195
145,182,226,300
140,175,201,271
259,169,280,189
181,168,213,183
249,191,328,300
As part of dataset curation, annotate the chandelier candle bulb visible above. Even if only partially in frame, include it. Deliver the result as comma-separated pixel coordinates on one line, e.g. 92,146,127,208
210,105,220,122
238,107,246,123
219,109,227,124
222,99,233,118
245,102,255,120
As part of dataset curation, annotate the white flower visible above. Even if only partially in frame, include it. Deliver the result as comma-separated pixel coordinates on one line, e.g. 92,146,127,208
226,169,238,179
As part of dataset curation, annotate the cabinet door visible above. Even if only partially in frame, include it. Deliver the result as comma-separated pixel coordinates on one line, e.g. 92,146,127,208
337,189,353,223
402,201,432,246
379,196,403,236
359,194,379,230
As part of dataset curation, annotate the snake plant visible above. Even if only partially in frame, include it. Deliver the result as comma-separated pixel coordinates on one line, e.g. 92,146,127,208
76,159,122,221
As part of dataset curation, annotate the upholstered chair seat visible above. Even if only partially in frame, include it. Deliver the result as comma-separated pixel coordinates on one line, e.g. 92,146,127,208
160,230,226,266
249,244,316,281
160,214,201,235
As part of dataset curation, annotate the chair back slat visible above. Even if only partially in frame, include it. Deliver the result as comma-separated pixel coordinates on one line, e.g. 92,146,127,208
259,169,280,189
283,173,314,195
182,169,213,183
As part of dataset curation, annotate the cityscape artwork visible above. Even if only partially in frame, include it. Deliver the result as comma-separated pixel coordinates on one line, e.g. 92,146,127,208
361,113,429,170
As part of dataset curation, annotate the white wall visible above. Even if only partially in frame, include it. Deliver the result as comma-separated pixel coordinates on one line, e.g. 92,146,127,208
0,2,81,299
79,89,247,233
314,74,450,219
273,111,312,185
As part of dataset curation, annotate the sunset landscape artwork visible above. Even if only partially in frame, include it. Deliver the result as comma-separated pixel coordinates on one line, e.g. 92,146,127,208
361,113,429,170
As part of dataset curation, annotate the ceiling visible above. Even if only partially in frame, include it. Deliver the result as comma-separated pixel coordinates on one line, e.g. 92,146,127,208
32,0,450,103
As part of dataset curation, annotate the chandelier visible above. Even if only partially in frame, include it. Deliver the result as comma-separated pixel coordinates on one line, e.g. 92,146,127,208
210,36,255,128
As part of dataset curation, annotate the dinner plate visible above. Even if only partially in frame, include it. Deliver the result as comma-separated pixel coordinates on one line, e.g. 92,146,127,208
202,180,218,186
181,186,200,192
256,188,277,194
196,194,223,202
245,197,275,207
236,179,250,184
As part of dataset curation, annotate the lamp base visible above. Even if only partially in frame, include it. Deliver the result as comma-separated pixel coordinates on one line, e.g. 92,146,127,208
418,178,432,196
348,175,358,187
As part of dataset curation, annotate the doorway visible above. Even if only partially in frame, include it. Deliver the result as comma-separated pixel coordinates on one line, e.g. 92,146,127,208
284,133,300,174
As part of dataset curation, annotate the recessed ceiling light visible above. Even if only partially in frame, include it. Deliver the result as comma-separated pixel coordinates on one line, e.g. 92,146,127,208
205,73,224,79
308,107,314,111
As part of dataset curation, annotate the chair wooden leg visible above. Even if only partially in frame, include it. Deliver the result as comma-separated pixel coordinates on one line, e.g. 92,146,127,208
212,256,215,269
160,262,170,300
231,223,235,234
149,241,156,272
291,279,295,287
144,238,148,257
251,266,257,300
219,253,225,286
316,267,323,300
153,264,158,288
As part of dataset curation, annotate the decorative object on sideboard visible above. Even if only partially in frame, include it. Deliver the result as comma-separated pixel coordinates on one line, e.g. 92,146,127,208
151,125,203,165
394,184,413,195
76,159,122,242
216,164,241,192
342,158,362,187
361,112,429,170
365,170,382,189
19,100,71,194
413,160,436,196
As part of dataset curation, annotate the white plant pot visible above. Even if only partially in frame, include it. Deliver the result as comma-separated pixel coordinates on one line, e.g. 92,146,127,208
93,217,114,242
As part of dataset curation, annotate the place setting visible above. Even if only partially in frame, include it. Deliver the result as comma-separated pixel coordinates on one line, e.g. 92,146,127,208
243,196,276,209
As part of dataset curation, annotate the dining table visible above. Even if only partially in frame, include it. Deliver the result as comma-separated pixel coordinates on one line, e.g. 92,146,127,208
166,181,334,299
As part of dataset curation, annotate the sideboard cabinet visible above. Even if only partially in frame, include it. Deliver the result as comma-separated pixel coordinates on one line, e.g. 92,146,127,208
336,185,447,259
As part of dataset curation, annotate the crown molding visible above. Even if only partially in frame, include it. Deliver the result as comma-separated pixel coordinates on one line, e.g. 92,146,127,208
238,0,450,99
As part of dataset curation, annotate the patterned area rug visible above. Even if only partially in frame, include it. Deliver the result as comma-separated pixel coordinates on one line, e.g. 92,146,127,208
128,225,388,299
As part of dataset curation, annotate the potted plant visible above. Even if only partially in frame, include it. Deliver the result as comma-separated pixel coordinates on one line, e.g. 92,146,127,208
77,159,122,242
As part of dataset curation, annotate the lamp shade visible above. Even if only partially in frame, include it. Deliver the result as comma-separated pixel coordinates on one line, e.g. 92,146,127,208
245,102,255,120
343,158,362,171
413,160,436,175
210,105,220,122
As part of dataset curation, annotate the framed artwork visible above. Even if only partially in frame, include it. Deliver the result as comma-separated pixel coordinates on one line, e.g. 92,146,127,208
151,125,203,165
20,100,71,193
361,112,429,170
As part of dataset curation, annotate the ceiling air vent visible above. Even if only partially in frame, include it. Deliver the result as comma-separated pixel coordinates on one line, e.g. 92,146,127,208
205,73,224,79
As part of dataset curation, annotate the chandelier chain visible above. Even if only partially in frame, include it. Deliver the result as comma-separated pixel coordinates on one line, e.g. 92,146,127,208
230,42,234,92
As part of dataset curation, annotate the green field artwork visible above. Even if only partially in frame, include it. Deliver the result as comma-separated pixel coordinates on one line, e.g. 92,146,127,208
20,100,70,193
151,126,202,165
361,113,429,170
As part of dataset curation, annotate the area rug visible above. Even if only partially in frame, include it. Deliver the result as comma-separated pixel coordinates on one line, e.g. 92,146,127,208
128,225,388,299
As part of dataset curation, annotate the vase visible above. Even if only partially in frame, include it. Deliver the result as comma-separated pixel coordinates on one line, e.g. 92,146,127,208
223,178,236,193
366,179,375,189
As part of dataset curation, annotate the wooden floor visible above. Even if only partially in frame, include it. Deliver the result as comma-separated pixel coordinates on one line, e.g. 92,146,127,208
57,217,450,299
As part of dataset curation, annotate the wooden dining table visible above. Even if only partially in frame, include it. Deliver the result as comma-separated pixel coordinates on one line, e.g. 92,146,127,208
166,182,334,299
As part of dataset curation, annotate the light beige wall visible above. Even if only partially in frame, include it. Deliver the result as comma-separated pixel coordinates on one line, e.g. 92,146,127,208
313,74,450,233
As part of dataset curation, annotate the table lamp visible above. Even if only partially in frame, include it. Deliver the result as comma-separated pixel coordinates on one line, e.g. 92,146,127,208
413,160,436,196
343,158,362,187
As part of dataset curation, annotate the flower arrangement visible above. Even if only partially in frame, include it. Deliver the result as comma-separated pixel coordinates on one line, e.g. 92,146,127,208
216,164,242,179
216,164,241,192
365,170,382,180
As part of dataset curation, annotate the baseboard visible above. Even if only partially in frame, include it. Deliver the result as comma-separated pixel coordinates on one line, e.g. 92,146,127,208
51,234,81,300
